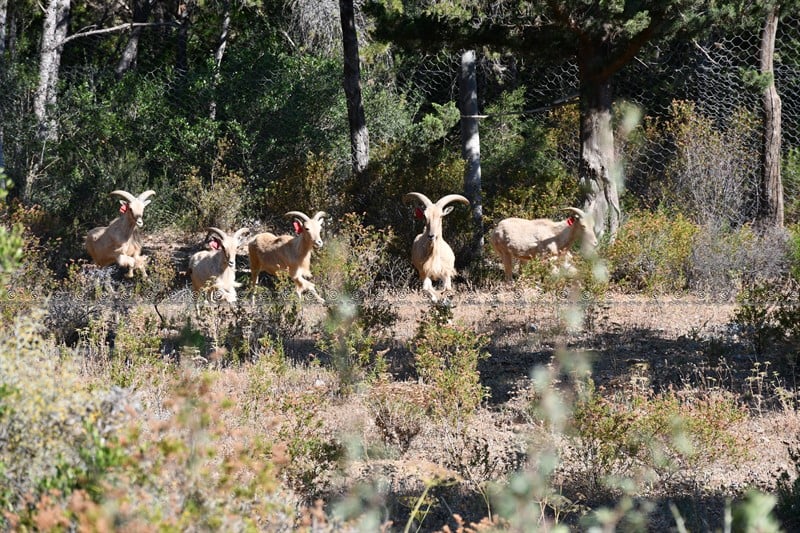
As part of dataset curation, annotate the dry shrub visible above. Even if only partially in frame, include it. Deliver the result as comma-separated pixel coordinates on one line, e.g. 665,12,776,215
570,380,748,494
178,139,245,229
661,100,760,227
412,304,490,421
367,381,432,453
690,223,790,297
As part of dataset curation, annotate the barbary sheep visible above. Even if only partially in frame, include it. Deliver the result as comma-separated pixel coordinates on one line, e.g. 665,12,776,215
490,207,598,283
248,211,327,303
404,192,470,302
85,189,156,278
188,227,250,306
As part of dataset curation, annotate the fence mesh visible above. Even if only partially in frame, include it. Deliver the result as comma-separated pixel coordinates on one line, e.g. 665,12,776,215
387,15,800,216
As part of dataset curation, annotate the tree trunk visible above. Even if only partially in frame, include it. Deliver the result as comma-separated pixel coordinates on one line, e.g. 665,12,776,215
339,0,369,177
0,0,5,171
209,0,230,120
758,4,783,227
28,0,70,200
175,0,191,76
578,52,620,241
459,50,483,261
33,0,70,139
0,0,7,57
115,0,152,78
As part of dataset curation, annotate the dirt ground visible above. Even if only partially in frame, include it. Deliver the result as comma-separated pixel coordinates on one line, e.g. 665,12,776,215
82,236,800,530
268,288,800,531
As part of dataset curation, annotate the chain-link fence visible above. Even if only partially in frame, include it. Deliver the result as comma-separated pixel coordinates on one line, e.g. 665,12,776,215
388,16,800,223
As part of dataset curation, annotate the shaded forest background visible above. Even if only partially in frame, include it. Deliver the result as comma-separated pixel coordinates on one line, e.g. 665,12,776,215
1,0,799,276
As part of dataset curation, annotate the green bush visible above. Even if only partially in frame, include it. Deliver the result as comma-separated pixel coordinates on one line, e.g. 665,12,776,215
315,213,397,393
606,208,697,293
412,304,490,420
0,311,125,526
571,380,748,493
783,148,800,225
178,138,246,230
482,93,579,224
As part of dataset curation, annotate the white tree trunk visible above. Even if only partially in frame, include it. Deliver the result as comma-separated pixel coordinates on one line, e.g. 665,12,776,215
459,50,483,260
28,0,70,200
0,0,8,56
33,0,70,142
209,0,230,120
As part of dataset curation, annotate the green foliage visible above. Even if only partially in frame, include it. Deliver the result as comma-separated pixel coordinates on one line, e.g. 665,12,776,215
315,213,398,394
571,379,747,492
784,148,800,225
411,304,490,420
606,208,697,293
110,306,167,388
732,491,782,533
262,152,337,218
178,138,246,230
276,391,345,497
0,176,25,280
482,95,579,224
733,279,800,363
0,311,122,525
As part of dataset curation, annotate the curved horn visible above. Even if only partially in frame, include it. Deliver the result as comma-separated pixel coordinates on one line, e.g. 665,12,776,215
110,190,136,203
205,227,229,240
313,211,328,221
436,194,470,208
137,190,156,202
403,192,433,207
284,211,311,222
233,227,250,241
563,207,588,219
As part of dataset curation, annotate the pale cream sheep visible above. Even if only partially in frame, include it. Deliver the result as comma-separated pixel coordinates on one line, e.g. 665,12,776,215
85,189,155,278
188,227,250,306
248,211,327,303
404,192,470,302
490,207,598,283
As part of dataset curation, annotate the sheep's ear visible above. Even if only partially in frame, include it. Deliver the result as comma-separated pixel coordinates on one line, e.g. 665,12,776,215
414,207,424,220
293,220,304,234
119,201,129,214
442,206,455,216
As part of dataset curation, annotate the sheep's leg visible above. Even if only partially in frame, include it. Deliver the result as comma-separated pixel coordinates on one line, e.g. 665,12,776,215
295,276,325,304
500,252,514,283
134,254,149,278
422,277,439,302
117,255,136,278
250,270,260,306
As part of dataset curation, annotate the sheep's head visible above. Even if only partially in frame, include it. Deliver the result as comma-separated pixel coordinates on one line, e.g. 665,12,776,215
111,190,155,228
564,207,598,252
404,192,470,243
206,227,250,269
285,211,327,249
